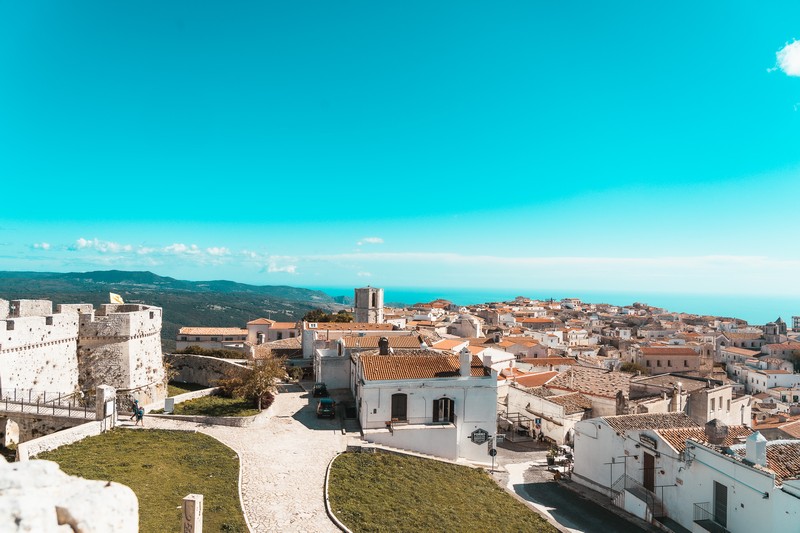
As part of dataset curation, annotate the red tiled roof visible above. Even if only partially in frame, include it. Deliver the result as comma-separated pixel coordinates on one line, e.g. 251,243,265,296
640,347,698,356
547,367,633,398
305,322,394,331
247,318,275,325
178,327,247,336
514,371,558,388
656,425,752,453
547,392,593,414
343,335,425,349
520,357,577,366
360,354,489,381
602,412,696,432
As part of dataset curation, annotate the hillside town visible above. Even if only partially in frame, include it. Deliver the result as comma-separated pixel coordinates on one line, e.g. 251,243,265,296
173,286,800,532
3,288,800,532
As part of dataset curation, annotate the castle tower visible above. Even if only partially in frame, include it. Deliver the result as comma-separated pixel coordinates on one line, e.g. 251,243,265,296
354,287,384,324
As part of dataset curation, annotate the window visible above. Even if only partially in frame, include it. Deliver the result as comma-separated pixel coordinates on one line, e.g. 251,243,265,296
433,397,454,423
290,332,295,338
195,337,201,341
372,292,377,307
646,360,651,367
667,360,672,367
657,360,662,367
181,336,187,341
211,337,218,341
727,400,731,412
710,398,715,411
277,332,283,340
684,360,689,367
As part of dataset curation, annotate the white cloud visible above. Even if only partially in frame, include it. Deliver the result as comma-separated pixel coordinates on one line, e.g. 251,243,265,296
164,243,202,255
206,247,230,256
267,262,297,274
32,242,51,250
265,255,298,274
776,40,800,76
358,237,384,245
71,238,132,253
357,271,372,277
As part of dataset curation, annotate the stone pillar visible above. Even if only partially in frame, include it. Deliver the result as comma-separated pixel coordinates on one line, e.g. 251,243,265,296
182,494,203,533
95,385,116,428
2,419,19,447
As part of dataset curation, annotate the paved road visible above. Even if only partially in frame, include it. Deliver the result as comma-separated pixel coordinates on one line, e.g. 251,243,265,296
506,461,655,533
131,385,346,532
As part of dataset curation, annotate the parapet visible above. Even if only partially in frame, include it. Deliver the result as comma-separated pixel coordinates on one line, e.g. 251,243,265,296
57,303,94,314
0,299,8,320
10,299,53,318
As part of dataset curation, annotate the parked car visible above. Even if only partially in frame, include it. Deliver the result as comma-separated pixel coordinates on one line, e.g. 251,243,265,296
312,382,329,397
316,397,336,418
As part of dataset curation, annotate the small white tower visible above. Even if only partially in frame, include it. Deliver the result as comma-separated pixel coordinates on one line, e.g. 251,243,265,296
354,286,384,324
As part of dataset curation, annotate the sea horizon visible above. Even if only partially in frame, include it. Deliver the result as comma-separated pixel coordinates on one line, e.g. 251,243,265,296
311,286,798,327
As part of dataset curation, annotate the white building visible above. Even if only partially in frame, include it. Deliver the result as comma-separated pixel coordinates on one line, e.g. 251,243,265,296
573,412,800,531
354,346,498,463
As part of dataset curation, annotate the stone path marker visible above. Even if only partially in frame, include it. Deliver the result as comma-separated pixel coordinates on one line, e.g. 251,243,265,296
182,493,203,533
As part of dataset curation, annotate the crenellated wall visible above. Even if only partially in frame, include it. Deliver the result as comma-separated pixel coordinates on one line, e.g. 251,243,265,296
0,300,165,404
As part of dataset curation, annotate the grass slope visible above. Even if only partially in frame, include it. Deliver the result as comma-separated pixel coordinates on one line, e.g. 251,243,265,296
329,452,557,533
38,429,247,533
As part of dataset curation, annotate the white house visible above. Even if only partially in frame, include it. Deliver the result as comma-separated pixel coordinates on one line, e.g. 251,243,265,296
354,346,498,463
573,413,800,531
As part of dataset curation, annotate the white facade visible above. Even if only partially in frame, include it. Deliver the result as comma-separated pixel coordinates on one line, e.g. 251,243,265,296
355,353,498,463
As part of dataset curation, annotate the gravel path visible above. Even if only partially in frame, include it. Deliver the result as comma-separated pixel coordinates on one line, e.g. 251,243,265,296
126,386,346,532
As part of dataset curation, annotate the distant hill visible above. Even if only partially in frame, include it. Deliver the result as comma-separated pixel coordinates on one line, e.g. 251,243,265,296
0,270,340,351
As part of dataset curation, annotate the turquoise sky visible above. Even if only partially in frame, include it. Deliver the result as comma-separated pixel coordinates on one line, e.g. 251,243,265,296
2,2,800,295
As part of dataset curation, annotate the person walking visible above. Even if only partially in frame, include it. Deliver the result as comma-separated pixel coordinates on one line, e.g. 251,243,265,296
129,399,139,421
134,405,145,427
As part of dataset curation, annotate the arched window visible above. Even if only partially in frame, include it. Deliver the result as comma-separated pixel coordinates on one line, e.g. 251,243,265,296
433,397,454,423
391,393,407,421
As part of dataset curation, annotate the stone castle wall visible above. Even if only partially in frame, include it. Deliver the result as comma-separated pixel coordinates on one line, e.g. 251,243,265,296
0,299,165,404
0,301,81,394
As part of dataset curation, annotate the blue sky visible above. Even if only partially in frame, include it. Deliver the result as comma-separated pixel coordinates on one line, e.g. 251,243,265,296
2,2,800,295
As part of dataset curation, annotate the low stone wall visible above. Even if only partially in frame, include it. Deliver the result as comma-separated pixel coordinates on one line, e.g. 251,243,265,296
17,420,105,461
166,354,249,387
147,398,277,427
0,413,89,444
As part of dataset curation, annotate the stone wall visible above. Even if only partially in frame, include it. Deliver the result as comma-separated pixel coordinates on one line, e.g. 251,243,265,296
0,309,81,394
16,420,105,461
78,304,166,404
166,353,249,387
0,455,138,531
0,414,87,444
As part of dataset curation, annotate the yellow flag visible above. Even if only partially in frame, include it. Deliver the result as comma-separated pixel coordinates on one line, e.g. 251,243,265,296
109,292,124,304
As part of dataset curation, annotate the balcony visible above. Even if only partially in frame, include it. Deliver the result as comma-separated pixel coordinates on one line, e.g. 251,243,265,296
693,502,729,533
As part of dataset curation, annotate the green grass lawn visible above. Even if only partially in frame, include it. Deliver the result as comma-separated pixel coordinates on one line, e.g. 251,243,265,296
167,381,209,397
38,429,247,533
171,394,260,417
329,452,557,533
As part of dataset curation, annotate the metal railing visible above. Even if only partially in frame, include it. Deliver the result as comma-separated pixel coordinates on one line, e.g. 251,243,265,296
0,387,93,419
612,474,665,518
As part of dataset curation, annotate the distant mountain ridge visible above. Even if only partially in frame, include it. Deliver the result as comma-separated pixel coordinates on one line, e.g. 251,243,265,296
0,270,339,350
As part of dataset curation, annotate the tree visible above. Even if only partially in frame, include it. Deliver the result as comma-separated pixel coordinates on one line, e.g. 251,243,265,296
217,357,286,410
331,310,353,323
302,309,330,322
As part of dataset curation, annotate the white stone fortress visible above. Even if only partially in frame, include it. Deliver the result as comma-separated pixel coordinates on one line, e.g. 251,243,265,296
0,298,166,404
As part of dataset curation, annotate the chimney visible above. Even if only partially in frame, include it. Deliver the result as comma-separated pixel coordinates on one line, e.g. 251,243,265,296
378,337,390,356
671,382,683,412
704,419,728,445
459,346,472,377
746,431,768,467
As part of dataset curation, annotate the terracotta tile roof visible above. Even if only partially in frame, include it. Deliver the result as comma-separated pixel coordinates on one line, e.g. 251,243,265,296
780,421,800,439
520,317,557,323
656,425,753,453
305,322,394,331
432,339,469,350
760,370,792,375
721,346,760,356
732,441,800,482
498,338,540,348
546,392,593,414
602,412,696,432
269,322,298,329
765,342,800,349
547,367,633,398
343,335,425,349
360,354,489,381
724,332,763,340
640,347,698,356
178,327,248,336
520,357,577,366
514,371,559,388
247,318,275,325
